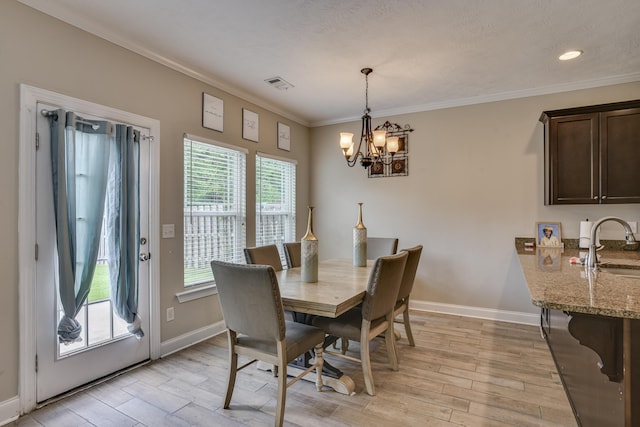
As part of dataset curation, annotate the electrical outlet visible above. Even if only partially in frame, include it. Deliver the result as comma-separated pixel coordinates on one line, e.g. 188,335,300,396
166,307,175,322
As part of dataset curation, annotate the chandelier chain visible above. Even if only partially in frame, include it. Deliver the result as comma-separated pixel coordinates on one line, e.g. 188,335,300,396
364,72,369,115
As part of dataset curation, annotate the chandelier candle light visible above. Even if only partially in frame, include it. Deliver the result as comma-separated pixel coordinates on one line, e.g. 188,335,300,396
339,68,409,170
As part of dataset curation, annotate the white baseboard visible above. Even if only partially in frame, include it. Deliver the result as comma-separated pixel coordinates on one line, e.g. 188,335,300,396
158,304,538,360
0,396,20,426
159,321,226,358
410,299,539,326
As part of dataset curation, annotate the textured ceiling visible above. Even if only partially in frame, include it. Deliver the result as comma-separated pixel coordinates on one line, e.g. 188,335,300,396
18,0,640,126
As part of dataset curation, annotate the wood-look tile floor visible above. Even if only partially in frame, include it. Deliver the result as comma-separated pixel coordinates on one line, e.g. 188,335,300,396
13,312,577,426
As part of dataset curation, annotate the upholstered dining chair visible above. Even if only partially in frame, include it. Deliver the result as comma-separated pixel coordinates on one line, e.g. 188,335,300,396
283,242,301,268
244,244,283,271
312,251,408,396
336,236,399,354
366,237,399,259
393,245,423,348
210,260,324,427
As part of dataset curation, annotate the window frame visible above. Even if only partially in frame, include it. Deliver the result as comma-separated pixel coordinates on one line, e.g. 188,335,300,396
183,133,247,287
255,152,297,265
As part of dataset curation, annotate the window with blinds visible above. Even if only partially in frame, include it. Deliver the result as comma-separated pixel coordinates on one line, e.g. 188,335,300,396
184,135,246,286
256,153,296,264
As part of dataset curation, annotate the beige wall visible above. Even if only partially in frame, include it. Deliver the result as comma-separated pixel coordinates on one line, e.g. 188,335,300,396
3,0,640,410
0,1,310,403
311,82,640,314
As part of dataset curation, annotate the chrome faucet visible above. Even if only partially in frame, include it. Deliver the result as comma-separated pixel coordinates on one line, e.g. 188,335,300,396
586,216,637,271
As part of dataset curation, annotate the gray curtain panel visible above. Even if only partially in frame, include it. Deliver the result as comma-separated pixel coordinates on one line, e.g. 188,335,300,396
49,110,143,343
49,110,112,343
106,124,143,338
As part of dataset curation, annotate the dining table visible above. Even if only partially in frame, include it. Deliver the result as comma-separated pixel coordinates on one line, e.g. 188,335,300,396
273,258,374,395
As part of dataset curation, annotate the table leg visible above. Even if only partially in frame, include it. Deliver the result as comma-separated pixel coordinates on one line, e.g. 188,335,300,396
256,360,356,396
286,364,356,396
291,312,348,379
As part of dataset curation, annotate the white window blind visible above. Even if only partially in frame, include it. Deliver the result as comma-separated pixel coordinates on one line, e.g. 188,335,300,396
184,135,246,286
256,153,296,264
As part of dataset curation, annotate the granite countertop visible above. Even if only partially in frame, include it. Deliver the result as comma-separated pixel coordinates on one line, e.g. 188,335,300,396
516,238,640,319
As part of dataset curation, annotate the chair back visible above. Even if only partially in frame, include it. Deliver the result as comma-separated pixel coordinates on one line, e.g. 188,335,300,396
283,242,301,268
367,237,399,259
362,251,408,322
210,260,285,341
397,245,423,302
244,244,283,271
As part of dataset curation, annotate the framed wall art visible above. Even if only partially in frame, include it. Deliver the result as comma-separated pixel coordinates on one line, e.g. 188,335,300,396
368,132,411,178
277,122,291,151
202,93,223,132
242,108,259,142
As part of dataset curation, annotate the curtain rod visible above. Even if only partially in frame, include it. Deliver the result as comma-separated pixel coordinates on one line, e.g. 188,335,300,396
40,109,154,141
41,109,100,130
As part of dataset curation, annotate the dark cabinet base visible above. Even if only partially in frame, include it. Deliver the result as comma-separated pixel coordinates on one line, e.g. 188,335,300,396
541,309,638,426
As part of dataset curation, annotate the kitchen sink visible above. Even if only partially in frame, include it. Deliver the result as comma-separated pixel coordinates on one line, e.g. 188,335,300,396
600,264,640,279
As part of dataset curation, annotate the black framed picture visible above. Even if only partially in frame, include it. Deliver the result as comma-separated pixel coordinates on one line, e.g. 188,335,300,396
277,122,290,151
202,93,223,132
242,108,259,142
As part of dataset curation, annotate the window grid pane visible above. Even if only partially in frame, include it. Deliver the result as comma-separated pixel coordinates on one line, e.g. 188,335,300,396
256,155,296,265
184,137,246,286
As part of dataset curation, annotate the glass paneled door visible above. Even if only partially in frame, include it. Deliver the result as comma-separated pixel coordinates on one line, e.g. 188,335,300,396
35,103,151,402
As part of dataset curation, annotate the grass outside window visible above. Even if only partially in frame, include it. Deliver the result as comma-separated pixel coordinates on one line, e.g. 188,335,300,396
88,263,110,303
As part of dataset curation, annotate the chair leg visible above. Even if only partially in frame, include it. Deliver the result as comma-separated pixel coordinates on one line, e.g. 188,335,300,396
313,344,324,392
275,362,286,427
360,322,375,396
402,307,415,347
275,341,288,427
224,331,238,408
385,315,399,371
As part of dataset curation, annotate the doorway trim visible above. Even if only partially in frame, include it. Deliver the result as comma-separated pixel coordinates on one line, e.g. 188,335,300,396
18,84,161,413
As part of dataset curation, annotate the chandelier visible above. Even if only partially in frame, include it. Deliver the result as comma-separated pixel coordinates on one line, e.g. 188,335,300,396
339,68,412,169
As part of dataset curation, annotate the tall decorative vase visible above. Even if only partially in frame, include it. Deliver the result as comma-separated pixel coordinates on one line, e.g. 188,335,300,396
301,206,318,283
353,202,367,267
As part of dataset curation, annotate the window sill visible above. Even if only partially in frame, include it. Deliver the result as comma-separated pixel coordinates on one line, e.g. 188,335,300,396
176,284,217,303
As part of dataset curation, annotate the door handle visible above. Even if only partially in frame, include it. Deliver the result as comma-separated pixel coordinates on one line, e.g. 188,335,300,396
139,253,151,262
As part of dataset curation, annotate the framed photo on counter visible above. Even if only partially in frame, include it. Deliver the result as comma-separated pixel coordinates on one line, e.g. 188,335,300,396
536,222,562,247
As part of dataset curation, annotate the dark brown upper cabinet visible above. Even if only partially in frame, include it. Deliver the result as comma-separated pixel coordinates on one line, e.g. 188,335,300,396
540,100,640,205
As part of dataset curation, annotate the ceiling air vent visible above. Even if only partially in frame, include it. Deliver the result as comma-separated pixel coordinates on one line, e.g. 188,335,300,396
264,76,294,90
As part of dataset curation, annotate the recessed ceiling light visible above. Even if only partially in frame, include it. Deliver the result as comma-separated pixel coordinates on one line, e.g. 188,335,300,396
559,50,583,61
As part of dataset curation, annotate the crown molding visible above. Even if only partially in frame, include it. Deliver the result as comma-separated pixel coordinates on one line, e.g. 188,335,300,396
313,72,640,127
17,0,310,127
18,1,640,130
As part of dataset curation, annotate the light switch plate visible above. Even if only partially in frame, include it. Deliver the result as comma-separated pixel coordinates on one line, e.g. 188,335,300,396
162,224,175,238
629,221,638,234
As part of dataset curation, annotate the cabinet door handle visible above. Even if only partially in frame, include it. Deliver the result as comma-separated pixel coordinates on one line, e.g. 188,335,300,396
593,196,599,200
602,195,607,200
